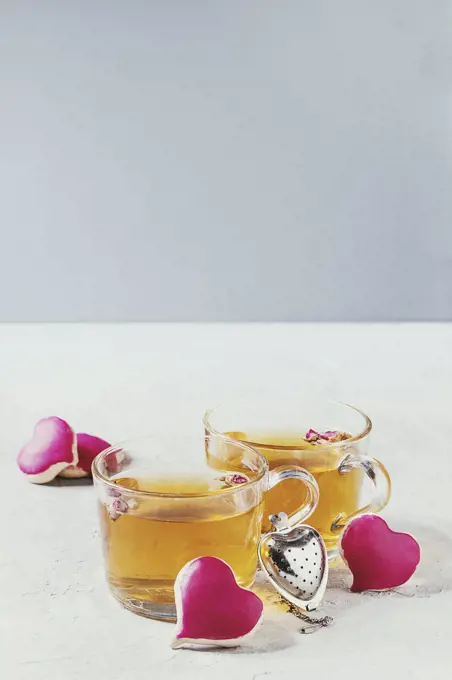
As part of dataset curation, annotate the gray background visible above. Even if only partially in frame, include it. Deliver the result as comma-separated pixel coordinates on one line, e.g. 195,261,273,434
1,0,451,322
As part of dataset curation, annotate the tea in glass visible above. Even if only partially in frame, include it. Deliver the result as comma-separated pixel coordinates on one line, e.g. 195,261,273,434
93,433,319,620
225,432,362,546
98,470,263,610
204,400,391,558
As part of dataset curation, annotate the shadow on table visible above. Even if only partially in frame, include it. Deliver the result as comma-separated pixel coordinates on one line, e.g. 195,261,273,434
213,619,300,655
48,476,93,487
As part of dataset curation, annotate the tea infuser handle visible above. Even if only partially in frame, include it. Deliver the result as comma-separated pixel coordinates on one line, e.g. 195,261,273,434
267,465,319,528
269,512,290,531
331,454,391,532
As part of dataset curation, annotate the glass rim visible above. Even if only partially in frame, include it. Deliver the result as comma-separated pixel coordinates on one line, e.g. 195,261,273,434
203,400,372,451
91,432,269,499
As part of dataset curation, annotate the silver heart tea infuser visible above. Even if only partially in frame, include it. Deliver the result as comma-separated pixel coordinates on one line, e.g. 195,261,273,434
259,512,329,612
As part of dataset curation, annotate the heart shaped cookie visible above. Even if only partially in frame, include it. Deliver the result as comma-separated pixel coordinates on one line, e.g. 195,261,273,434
17,417,77,484
172,556,263,649
59,433,111,478
259,513,328,611
340,514,421,592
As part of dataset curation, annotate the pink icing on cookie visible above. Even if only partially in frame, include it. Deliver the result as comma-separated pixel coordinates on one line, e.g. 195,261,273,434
340,514,421,592
172,556,263,649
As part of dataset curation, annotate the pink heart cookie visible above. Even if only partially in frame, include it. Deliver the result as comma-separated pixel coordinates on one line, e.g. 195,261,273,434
17,417,77,484
59,433,111,478
172,556,263,649
340,514,421,592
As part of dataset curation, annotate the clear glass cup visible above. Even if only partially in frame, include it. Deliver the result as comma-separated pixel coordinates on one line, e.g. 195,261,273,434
92,433,319,621
204,399,391,559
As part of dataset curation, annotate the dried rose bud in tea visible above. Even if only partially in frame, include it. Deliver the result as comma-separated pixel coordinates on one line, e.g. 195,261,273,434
220,473,250,487
304,429,352,444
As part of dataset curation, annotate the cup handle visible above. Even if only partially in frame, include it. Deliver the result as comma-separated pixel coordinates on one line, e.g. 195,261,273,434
330,454,392,532
267,465,320,528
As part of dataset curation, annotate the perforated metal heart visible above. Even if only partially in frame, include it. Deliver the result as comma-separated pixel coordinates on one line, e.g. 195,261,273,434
259,514,329,611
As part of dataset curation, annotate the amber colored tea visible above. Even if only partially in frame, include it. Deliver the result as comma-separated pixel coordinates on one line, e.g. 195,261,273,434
226,431,362,549
99,472,263,608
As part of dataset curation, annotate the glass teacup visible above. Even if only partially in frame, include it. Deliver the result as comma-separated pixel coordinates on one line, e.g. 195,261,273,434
204,400,391,559
92,433,319,620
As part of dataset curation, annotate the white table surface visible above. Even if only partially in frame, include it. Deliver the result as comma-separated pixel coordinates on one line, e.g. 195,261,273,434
1,323,451,680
